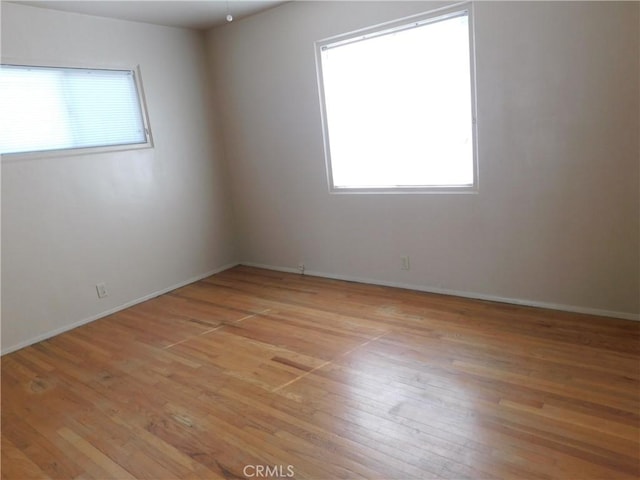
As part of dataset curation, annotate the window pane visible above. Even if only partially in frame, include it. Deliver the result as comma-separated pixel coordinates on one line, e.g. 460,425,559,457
319,11,475,190
0,65,148,155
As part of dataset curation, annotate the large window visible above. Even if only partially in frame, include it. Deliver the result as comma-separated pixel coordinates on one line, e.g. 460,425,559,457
316,6,477,193
0,64,152,156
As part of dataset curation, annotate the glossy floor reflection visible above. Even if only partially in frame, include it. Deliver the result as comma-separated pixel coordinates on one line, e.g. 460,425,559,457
2,266,639,479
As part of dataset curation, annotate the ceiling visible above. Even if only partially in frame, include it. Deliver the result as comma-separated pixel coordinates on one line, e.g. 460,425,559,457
11,0,287,30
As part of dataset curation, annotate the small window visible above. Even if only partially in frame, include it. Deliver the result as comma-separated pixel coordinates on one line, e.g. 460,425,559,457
316,6,477,193
0,64,152,156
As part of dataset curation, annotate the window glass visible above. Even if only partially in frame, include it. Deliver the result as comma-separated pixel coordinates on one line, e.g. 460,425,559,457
317,8,476,192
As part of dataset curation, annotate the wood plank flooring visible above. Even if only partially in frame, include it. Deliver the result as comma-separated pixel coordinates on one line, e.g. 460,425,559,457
2,266,639,479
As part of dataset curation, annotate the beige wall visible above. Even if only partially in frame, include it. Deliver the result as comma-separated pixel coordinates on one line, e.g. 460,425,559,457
207,1,639,318
2,1,638,354
1,3,237,352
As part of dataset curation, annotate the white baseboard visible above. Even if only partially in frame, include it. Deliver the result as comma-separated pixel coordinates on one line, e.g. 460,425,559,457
1,262,239,356
4,260,636,356
241,262,640,322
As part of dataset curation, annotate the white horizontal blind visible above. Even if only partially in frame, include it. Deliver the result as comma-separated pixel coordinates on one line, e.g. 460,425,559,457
0,65,147,155
318,9,475,191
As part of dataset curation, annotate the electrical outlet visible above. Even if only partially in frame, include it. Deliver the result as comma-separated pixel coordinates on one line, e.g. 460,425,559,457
96,282,108,299
401,256,410,270
297,263,305,275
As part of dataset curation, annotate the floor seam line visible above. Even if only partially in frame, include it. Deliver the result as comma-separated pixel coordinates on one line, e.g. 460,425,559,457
163,309,272,349
271,331,388,393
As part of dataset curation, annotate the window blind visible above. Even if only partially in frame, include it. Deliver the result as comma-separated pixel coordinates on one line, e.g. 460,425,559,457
0,65,148,155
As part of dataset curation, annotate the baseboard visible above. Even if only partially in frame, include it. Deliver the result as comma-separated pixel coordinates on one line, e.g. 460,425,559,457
1,262,240,356
241,262,640,322
5,260,636,356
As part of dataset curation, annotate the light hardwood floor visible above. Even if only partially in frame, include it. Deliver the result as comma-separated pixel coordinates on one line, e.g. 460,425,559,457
2,266,639,479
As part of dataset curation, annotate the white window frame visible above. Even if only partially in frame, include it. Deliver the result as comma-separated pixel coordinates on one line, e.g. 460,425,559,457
315,3,479,194
0,60,153,162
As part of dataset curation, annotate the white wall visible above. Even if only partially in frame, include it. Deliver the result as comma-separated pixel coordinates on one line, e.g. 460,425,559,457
207,1,640,318
1,3,237,352
1,2,637,354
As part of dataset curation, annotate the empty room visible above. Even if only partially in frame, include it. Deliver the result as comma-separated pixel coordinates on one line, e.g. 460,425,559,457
1,0,639,479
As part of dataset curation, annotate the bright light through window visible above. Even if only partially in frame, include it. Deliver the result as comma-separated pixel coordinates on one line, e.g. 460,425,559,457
317,8,476,192
0,65,150,156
